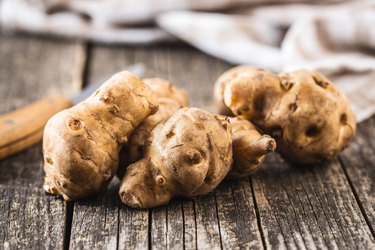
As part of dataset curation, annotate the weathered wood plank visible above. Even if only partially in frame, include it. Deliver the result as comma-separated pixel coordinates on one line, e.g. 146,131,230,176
118,203,149,249
0,185,66,249
339,115,375,235
70,181,120,249
194,193,222,249
0,33,85,249
215,179,263,249
182,200,197,250
252,154,375,249
150,200,185,249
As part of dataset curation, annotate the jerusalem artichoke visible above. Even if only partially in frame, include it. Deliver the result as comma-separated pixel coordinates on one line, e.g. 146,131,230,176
117,78,189,178
43,71,158,200
216,66,356,164
227,117,276,178
119,107,233,208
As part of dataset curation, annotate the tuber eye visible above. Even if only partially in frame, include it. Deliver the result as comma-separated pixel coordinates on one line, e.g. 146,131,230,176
68,118,82,130
100,91,113,104
340,113,348,124
56,180,67,188
305,125,320,137
185,151,203,165
156,175,166,186
313,76,329,89
288,103,298,112
166,130,175,138
45,157,53,165
214,115,229,130
280,77,294,90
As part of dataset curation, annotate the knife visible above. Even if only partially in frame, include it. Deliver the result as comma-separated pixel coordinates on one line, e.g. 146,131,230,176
0,63,145,160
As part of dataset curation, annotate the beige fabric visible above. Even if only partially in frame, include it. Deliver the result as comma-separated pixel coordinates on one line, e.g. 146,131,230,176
1,0,374,122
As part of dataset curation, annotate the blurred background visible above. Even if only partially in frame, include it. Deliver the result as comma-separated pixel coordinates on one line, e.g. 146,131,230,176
1,0,374,121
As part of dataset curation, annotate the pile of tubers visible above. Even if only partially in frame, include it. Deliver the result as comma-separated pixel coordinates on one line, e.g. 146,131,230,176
43,66,356,208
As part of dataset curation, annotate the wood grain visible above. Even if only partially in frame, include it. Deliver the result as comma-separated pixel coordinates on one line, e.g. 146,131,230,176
252,154,375,249
215,179,263,249
0,185,66,249
339,116,375,235
70,181,120,249
118,201,149,249
0,33,85,248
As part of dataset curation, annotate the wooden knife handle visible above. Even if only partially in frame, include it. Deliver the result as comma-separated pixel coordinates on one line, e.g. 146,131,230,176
0,95,73,160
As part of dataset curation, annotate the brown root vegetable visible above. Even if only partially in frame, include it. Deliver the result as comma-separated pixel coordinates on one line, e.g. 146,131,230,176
143,78,189,107
119,107,233,209
227,117,276,179
214,65,278,116
217,66,356,165
117,78,189,178
43,71,158,200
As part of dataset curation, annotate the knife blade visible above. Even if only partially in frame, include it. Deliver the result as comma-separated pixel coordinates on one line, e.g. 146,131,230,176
0,63,145,160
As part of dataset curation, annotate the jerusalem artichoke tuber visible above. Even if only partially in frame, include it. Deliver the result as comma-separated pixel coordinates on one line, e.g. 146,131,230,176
216,66,356,164
43,71,158,200
119,107,233,208
117,78,189,178
227,117,276,178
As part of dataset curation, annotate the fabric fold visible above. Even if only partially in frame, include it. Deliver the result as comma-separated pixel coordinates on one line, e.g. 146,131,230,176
1,0,374,122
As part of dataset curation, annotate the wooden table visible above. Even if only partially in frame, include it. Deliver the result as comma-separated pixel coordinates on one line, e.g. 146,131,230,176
1,33,374,249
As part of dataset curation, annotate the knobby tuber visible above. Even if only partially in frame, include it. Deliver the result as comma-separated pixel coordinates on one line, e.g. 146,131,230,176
228,117,276,178
119,107,233,208
215,66,356,164
118,77,274,181
117,78,189,178
43,71,158,200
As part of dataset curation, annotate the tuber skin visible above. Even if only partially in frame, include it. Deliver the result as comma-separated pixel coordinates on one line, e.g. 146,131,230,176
143,78,189,107
227,117,276,179
117,78,189,179
43,71,158,201
213,65,277,116
119,77,273,180
119,107,233,209
216,66,356,165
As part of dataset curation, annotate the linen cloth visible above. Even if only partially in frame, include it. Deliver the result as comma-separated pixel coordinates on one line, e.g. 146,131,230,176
1,0,374,122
